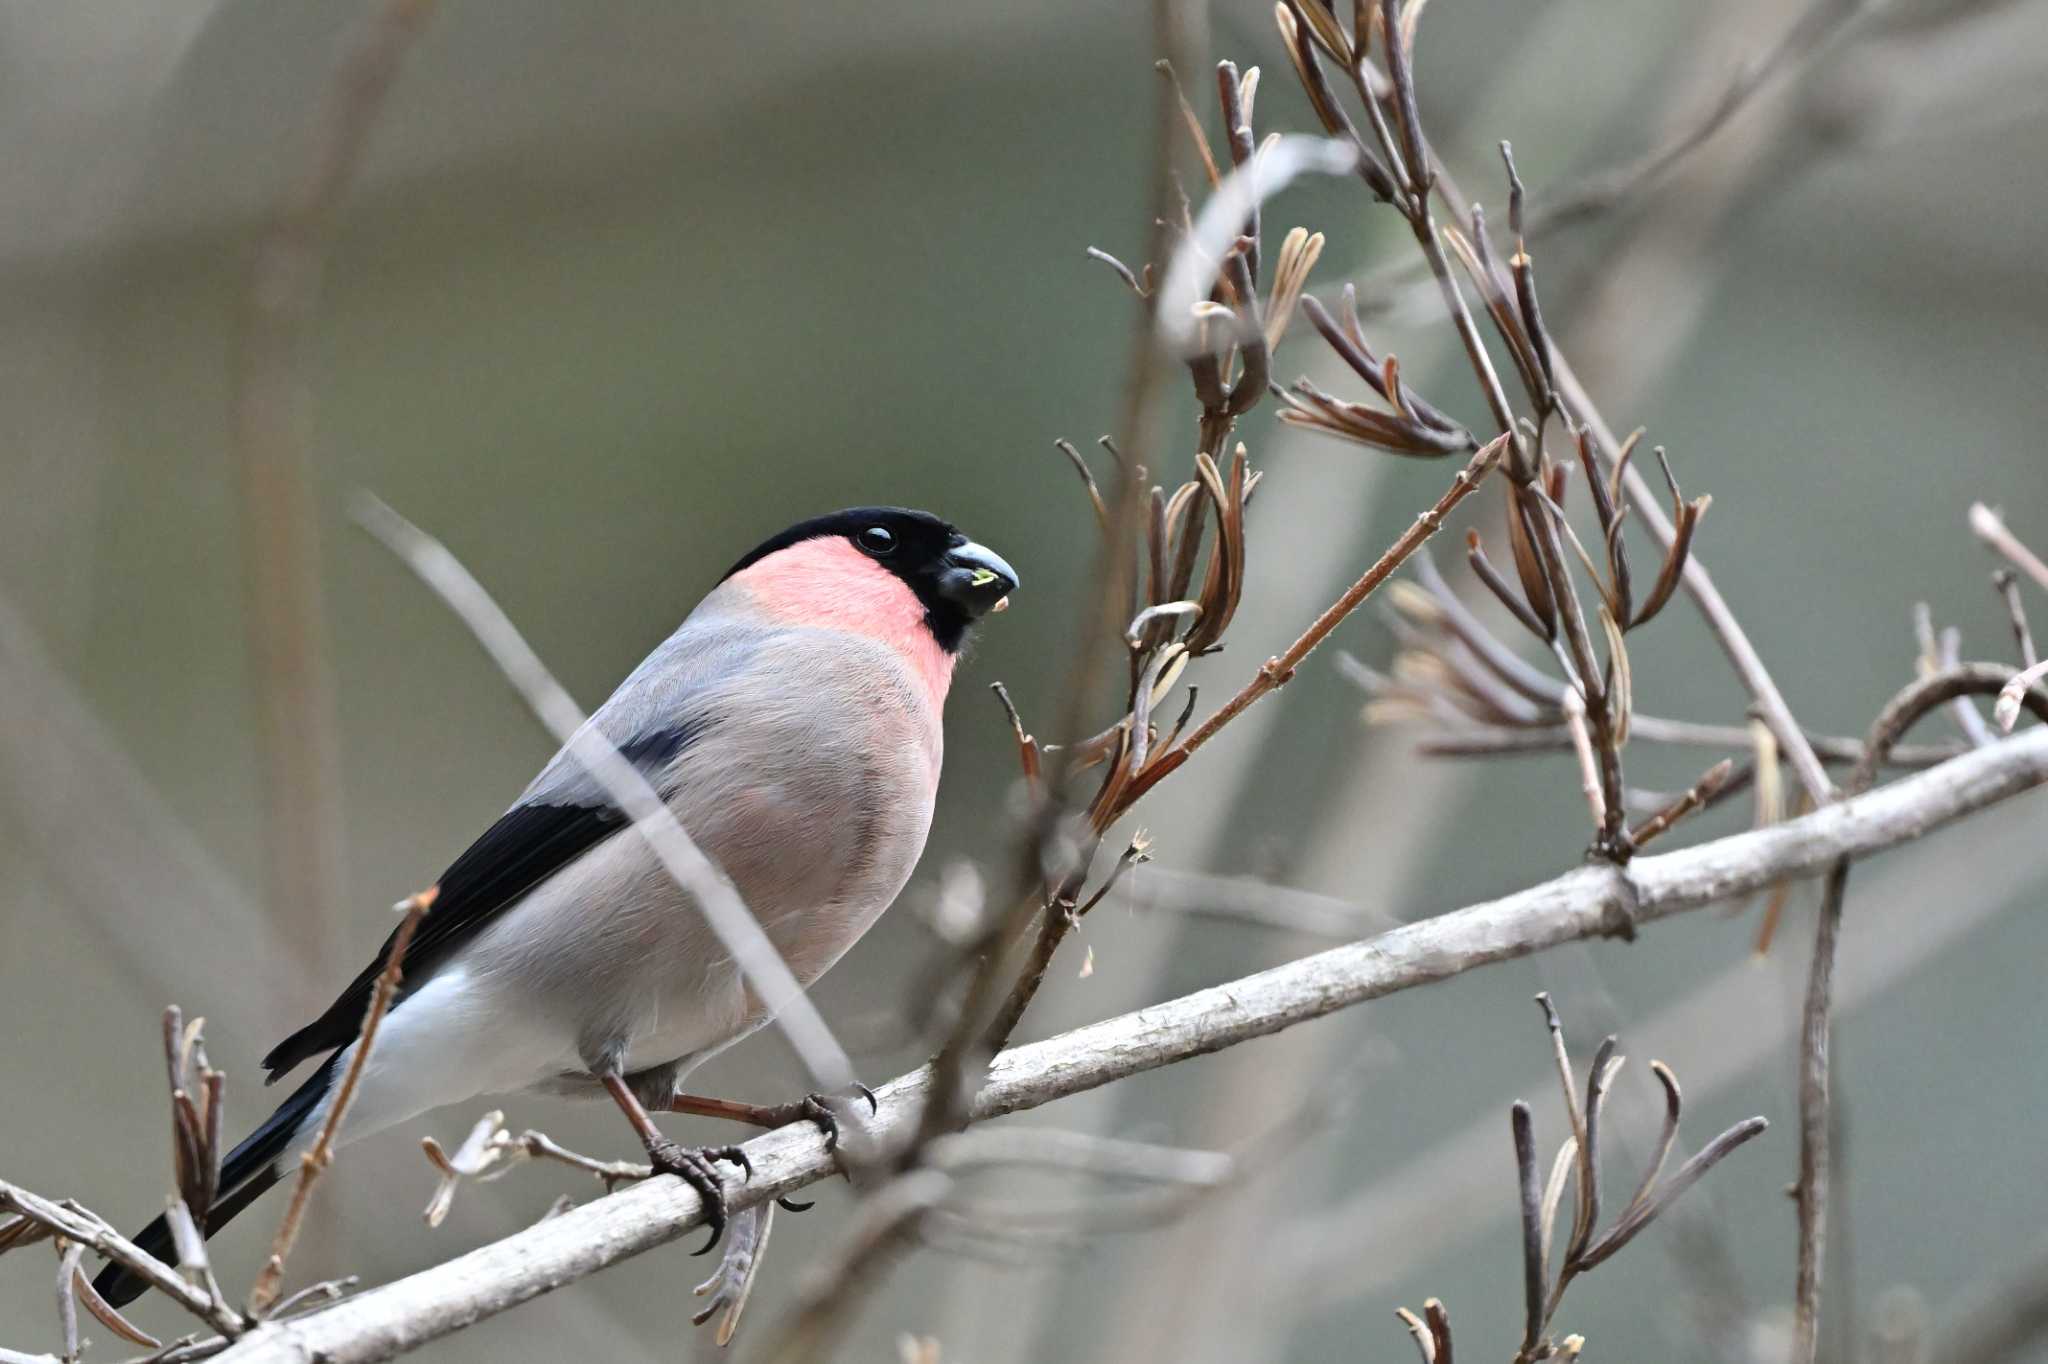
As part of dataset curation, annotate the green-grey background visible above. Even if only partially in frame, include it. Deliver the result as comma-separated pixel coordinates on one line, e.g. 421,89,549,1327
3,1,2045,1359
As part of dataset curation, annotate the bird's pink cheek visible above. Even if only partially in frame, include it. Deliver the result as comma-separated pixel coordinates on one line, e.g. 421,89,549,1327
728,539,957,707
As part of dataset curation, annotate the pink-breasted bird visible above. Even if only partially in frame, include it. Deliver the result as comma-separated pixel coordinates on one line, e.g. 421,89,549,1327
95,507,1016,1307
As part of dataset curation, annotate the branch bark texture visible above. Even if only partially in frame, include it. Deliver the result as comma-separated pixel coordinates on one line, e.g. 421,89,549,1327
215,727,2048,1364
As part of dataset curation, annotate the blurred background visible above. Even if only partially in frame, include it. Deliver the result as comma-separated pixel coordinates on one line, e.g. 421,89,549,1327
4,1,2047,1359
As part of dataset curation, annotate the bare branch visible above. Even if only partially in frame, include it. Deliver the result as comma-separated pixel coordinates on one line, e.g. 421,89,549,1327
213,730,2048,1363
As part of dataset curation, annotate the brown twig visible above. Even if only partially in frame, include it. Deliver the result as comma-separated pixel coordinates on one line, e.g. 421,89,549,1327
1793,664,2048,1363
1994,570,2037,669
1529,0,1866,235
1119,435,1504,806
1628,759,1735,849
247,891,430,1314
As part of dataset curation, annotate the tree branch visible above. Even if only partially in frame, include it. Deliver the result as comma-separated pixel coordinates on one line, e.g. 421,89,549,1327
213,728,2048,1364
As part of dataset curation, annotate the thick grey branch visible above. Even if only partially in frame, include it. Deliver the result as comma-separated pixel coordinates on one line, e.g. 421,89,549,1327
215,728,2048,1364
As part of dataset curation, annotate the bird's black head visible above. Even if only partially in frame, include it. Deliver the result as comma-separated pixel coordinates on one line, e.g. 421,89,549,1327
723,507,1018,652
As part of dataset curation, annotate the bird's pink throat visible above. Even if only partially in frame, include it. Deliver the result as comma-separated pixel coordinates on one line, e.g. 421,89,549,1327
729,537,956,704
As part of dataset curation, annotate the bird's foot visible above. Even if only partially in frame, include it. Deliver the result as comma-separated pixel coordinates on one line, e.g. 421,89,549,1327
758,1084,879,1154
644,1138,752,1254
762,1087,877,1213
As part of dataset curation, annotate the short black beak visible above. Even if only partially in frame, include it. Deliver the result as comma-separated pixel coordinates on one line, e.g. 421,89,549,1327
936,540,1019,618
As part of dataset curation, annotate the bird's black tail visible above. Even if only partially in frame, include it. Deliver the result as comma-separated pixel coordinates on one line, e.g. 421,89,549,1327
93,1053,340,1308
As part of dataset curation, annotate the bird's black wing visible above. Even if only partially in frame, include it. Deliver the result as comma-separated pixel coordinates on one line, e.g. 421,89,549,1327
260,726,698,1080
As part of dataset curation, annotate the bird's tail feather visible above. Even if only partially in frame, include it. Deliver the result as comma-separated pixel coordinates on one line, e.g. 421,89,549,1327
93,1053,340,1309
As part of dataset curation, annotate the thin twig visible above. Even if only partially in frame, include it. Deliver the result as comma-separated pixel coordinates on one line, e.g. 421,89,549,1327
248,893,429,1314
1628,759,1734,848
1994,570,2037,669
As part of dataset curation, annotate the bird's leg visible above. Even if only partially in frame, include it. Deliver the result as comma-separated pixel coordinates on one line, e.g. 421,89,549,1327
669,1084,879,1153
602,1073,751,1254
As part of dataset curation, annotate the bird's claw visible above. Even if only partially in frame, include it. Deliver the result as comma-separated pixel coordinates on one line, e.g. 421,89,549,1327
770,1084,879,1153
771,1087,873,1209
644,1138,752,1255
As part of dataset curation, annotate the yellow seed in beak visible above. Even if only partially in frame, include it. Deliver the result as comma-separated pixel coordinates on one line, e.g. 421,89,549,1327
969,568,1000,588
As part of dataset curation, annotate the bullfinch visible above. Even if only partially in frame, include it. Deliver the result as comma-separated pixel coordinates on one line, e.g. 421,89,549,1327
95,507,1017,1307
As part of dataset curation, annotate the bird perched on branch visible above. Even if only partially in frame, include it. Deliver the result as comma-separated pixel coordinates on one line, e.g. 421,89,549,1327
96,507,1016,1308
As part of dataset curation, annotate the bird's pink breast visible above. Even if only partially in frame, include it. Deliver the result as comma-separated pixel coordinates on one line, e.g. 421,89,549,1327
726,536,956,707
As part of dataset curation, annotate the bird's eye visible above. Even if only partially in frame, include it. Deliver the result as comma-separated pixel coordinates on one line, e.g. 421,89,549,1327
857,526,896,555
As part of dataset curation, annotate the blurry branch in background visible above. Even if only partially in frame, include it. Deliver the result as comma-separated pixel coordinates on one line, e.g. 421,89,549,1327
231,0,437,996
1121,863,1391,938
195,727,2048,1364
0,589,317,1025
1391,994,1768,1364
1345,0,1873,314
1524,0,1865,233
